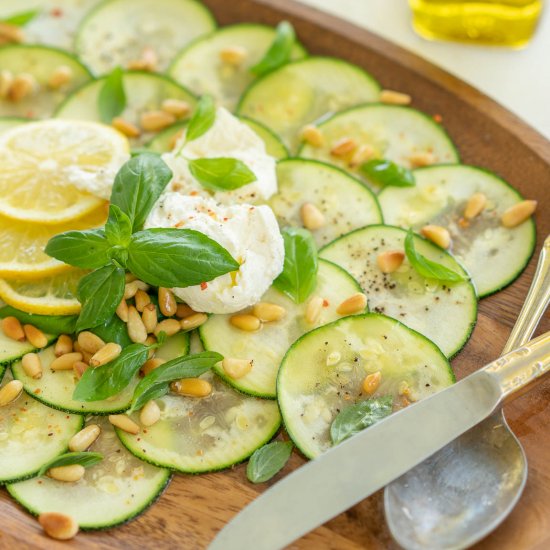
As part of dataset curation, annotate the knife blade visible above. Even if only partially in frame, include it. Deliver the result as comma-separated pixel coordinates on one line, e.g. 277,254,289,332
209,334,550,550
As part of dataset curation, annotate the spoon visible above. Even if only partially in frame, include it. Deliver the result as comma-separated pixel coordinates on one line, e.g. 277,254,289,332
384,234,550,550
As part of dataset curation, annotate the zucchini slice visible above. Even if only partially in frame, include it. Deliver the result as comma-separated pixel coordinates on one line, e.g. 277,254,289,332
0,371,83,484
0,45,92,118
298,104,459,188
237,57,381,151
200,259,364,398
240,117,289,160
168,23,307,110
0,117,27,135
378,164,536,297
0,325,56,368
75,0,216,74
320,225,477,358
269,159,382,247
277,313,454,458
11,333,189,414
7,417,171,529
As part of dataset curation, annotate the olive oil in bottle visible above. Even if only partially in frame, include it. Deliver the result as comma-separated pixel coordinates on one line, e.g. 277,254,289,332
409,0,543,47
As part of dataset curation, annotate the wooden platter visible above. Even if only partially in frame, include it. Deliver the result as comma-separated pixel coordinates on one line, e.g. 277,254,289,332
1,0,549,548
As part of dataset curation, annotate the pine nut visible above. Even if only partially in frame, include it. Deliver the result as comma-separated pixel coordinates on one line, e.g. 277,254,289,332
0,380,23,406
176,303,196,318
421,225,451,249
305,296,324,325
154,318,181,337
161,98,191,118
363,371,382,395
23,324,48,348
300,202,325,231
142,303,158,334
128,306,148,343
48,464,85,482
219,45,248,65
349,144,375,167
145,335,157,358
134,289,151,312
21,353,42,379
330,137,357,157
409,151,435,167
0,70,14,98
230,314,261,332
380,89,411,105
140,357,166,377
222,357,253,379
140,400,161,426
9,73,36,102
464,192,487,219
69,424,101,452
0,22,24,44
140,110,176,132
90,343,122,367
54,334,73,356
1,316,25,341
116,298,129,322
377,250,405,274
252,302,286,322
38,512,79,541
73,361,89,380
336,293,368,315
158,287,177,317
501,200,537,228
171,378,212,397
112,117,141,138
48,65,72,89
109,414,140,434
77,331,105,354
128,46,158,71
124,280,149,299
300,124,324,147
51,352,83,371
125,273,137,283
180,313,208,331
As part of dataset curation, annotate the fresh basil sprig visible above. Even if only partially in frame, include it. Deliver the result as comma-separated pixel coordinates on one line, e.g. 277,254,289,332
404,230,466,282
0,306,77,335
360,159,415,188
188,157,257,191
273,227,318,303
38,452,103,477
90,311,133,348
105,204,132,247
45,229,111,269
250,21,296,76
246,441,293,483
185,95,216,142
330,396,393,445
2,10,39,26
98,67,126,123
129,351,222,412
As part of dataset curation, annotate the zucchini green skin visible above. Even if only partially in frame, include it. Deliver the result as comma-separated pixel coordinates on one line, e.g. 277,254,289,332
0,334,57,368
0,116,29,134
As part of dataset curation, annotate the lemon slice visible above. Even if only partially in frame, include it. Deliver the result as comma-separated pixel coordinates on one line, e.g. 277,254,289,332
0,269,88,315
0,207,107,280
0,120,129,224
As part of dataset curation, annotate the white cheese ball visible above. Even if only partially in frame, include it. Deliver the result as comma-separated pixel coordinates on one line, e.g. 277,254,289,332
145,193,284,314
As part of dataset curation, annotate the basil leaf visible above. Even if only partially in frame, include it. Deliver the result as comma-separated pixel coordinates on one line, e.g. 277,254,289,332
250,21,295,76
185,95,215,142
129,351,222,412
75,264,125,332
127,228,239,288
45,229,111,269
38,452,103,477
105,205,132,247
0,306,77,335
188,157,256,191
273,227,318,303
110,153,172,232
404,230,466,282
360,159,415,188
2,10,39,26
246,441,293,483
91,314,132,348
98,67,126,123
330,396,393,445
73,343,148,402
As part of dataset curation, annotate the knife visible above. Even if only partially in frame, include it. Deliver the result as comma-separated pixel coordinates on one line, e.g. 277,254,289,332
209,331,550,550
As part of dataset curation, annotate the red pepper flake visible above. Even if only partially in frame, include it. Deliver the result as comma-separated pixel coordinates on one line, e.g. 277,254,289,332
190,190,198,196
51,8,63,17
322,299,330,307
200,282,208,291
34,389,41,394
26,111,34,118
175,221,185,228
223,217,228,221
38,480,43,484
433,114,443,123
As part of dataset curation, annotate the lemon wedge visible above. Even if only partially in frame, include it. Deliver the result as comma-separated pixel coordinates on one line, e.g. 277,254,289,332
0,119,129,224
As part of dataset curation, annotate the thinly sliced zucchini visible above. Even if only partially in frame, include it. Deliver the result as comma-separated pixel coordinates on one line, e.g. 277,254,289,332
200,259,364,398
55,71,196,147
76,0,216,74
240,117,289,160
0,117,27,134
7,417,171,529
320,225,477,358
0,325,56,367
269,159,382,247
0,371,83,484
378,164,536,297
237,57,381,151
278,313,454,458
169,23,307,110
11,333,189,414
298,104,459,188
0,45,91,118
